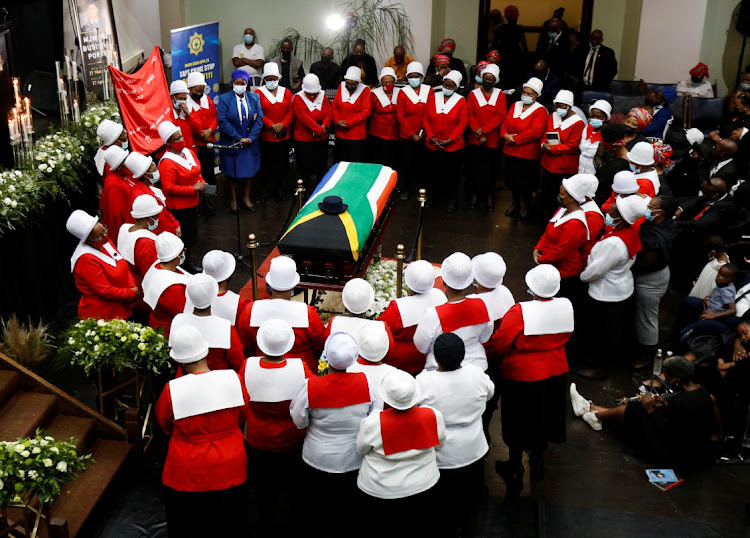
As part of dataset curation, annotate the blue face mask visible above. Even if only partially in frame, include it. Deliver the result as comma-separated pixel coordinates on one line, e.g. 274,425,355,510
590,44,601,50
408,77,421,88
629,163,639,173
742,83,750,91
548,32,558,39
644,208,658,222
179,253,186,265
475,75,482,83
443,88,454,97
244,34,254,45
120,141,129,151
605,213,617,227
556,107,568,117
521,95,533,105
653,104,663,112
589,118,603,129
148,218,159,231
233,84,246,96
148,170,160,184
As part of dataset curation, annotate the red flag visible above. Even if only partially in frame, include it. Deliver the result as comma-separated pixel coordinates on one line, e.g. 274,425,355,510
108,46,172,155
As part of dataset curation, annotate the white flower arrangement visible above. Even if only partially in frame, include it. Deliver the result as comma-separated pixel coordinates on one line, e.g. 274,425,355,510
80,101,122,151
364,259,412,318
0,169,44,234
0,430,91,506
62,318,173,376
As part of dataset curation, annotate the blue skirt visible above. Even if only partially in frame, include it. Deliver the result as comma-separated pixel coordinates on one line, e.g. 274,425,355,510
219,144,260,179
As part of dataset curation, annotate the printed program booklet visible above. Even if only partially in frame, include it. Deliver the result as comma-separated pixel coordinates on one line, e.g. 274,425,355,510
645,469,683,491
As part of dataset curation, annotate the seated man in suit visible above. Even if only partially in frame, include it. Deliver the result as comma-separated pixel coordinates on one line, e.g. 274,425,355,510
706,139,739,188
572,30,618,92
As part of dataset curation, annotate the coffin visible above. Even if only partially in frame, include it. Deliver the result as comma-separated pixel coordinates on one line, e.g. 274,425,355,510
278,161,397,265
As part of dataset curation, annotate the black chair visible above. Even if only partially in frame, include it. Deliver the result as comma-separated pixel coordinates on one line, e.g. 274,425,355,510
611,94,646,115
690,97,724,135
645,82,677,95
609,80,641,96
669,96,686,128
581,90,612,107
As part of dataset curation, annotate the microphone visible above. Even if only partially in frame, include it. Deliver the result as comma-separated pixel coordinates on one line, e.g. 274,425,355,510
206,142,241,150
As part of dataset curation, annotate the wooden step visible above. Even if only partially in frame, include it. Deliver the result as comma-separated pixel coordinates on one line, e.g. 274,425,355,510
44,415,96,453
0,392,57,440
48,438,131,537
0,369,19,405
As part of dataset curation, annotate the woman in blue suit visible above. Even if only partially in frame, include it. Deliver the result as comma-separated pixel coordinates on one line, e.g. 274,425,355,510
217,69,264,212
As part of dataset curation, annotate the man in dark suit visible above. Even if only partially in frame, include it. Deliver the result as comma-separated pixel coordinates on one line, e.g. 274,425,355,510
340,40,378,86
572,30,618,92
535,18,571,77
310,48,342,90
526,60,561,109
706,139,739,188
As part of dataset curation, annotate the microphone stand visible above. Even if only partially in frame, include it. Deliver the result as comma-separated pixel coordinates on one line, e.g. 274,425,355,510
208,141,252,268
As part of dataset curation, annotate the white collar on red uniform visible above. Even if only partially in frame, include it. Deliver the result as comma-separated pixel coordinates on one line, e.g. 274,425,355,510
171,312,232,349
549,207,590,239
400,84,430,104
372,86,399,108
552,111,584,131
70,240,123,273
169,370,245,420
339,81,366,104
471,87,500,107
160,148,197,170
519,298,574,336
512,100,544,119
298,91,325,112
434,91,462,114
394,288,447,328
141,261,190,309
249,298,309,328
186,94,210,112
258,85,287,105
243,356,306,402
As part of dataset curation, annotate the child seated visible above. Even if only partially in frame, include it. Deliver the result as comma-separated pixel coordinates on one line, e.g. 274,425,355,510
688,235,729,299
680,263,739,342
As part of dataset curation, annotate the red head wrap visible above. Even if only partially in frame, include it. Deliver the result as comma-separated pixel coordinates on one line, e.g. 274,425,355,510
653,143,674,166
504,5,519,16
689,63,709,77
439,39,456,53
486,50,501,62
433,54,451,67
626,107,653,131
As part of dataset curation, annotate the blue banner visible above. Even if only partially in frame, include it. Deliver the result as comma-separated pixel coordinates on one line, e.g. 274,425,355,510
170,21,220,100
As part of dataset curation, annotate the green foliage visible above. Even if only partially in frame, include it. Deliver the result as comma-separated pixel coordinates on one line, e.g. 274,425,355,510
61,318,174,376
0,430,92,506
0,315,55,367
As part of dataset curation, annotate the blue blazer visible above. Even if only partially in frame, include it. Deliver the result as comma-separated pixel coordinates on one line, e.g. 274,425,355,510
216,90,263,178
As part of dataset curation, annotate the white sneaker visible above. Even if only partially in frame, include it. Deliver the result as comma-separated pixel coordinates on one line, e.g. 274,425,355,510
569,383,591,417
582,411,602,431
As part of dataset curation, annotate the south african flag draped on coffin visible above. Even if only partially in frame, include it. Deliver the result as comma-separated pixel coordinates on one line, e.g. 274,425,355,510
278,162,397,262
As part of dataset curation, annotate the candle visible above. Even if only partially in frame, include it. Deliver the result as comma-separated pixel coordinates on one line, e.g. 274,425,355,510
55,61,61,82
73,99,80,123
72,61,78,82
64,56,71,79
12,78,20,108
23,97,30,116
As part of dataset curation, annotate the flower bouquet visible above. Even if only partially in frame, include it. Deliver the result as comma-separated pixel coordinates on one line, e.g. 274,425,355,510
0,430,91,507
33,131,88,200
0,169,45,235
61,319,173,376
80,101,122,153
364,259,411,318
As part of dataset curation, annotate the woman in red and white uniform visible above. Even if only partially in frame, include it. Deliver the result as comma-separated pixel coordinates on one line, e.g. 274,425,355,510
171,274,245,373
579,174,606,261
99,145,135,235
539,90,585,218
199,250,251,326
346,323,402,409
239,319,313,536
332,65,372,163
156,326,249,537
94,119,128,177
116,195,161,288
124,152,180,237
157,120,206,273
168,80,194,149
578,100,611,174
185,72,218,211
627,141,660,198
532,174,591,300
500,77,548,220
66,209,137,320
356,370,445,536
292,74,332,187
141,232,190,334
324,278,394,347
378,260,447,375
423,70,468,211
488,265,573,491
256,62,294,200
396,61,432,199
236,256,325,369
290,332,374,534
368,67,400,169
466,63,506,210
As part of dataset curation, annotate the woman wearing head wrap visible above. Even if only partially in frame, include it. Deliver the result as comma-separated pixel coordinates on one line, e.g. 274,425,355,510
155,326,250,537
500,77,549,219
424,54,452,88
332,65,372,163
622,107,651,149
396,62,433,200
491,5,528,87
255,63,294,201
578,99,611,174
292,74,332,188
579,195,647,379
676,62,715,98
487,265,574,491
426,38,467,84
215,69,263,212
466,63,507,210
66,209,138,320
368,67,400,168
423,70,468,211
463,60,490,98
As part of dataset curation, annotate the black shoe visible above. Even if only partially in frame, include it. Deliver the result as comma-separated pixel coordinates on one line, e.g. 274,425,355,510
495,460,524,491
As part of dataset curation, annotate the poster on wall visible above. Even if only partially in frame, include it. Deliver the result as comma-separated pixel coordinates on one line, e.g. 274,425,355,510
170,22,220,100
108,46,172,155
71,0,121,100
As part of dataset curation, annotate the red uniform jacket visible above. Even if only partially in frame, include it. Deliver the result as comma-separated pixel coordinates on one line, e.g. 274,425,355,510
172,111,194,149
149,282,187,335
132,236,158,281
332,84,372,141
368,89,400,141
500,101,548,160
256,87,294,143
466,88,507,149
239,358,314,452
128,181,180,236
396,85,431,139
377,301,425,375
541,114,585,174
186,98,218,147
292,94,332,143
236,302,326,372
158,148,205,210
581,205,606,261
73,242,136,320
100,170,136,234
534,210,589,278
156,372,248,492
487,303,571,382
423,93,468,152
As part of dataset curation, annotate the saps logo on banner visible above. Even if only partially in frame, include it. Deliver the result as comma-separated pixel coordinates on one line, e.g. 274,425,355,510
170,22,220,100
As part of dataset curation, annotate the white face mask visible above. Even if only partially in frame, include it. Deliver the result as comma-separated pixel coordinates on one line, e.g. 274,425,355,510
265,80,279,91
148,218,159,231
521,95,533,105
233,85,246,96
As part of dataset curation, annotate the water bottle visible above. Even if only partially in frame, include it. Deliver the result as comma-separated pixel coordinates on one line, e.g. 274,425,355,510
653,348,664,376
